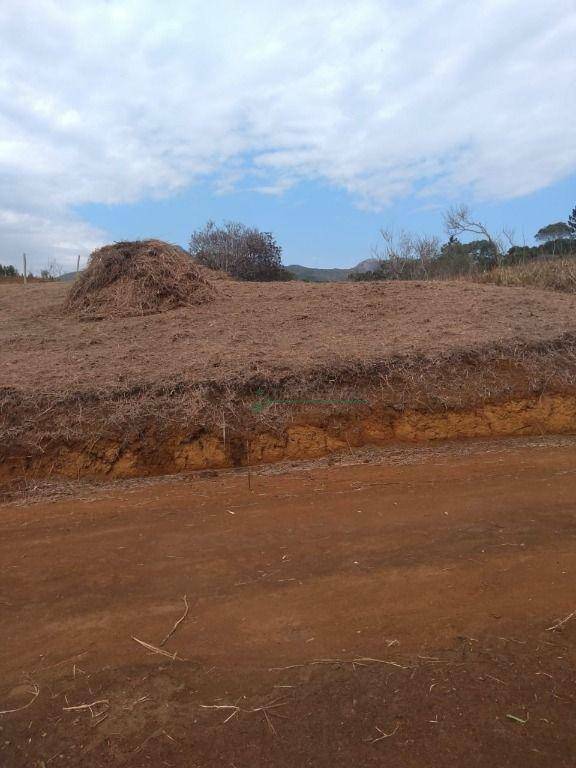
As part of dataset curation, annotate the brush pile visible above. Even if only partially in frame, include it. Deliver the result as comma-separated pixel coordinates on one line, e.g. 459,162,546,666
63,239,215,319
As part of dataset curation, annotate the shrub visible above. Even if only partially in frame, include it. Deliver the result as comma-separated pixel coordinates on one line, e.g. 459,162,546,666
190,221,291,281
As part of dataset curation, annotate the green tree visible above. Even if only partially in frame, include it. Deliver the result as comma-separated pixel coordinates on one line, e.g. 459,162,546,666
568,206,576,239
0,264,19,278
535,222,572,242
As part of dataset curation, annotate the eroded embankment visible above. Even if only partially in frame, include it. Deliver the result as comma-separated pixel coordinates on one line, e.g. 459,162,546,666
1,393,576,482
3,339,576,482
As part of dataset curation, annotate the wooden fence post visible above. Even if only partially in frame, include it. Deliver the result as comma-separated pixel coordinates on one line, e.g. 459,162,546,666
76,254,81,273
23,253,27,285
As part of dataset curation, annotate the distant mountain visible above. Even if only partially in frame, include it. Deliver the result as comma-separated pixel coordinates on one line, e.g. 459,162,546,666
286,264,351,282
287,258,381,282
61,257,382,284
59,271,79,281
352,258,381,274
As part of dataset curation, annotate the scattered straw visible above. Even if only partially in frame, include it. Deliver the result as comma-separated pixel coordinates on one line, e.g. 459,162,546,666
200,697,289,734
270,657,408,672
354,657,408,669
64,700,109,720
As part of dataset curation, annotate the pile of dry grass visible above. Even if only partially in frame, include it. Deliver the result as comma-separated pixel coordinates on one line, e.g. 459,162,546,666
477,257,576,294
63,240,215,319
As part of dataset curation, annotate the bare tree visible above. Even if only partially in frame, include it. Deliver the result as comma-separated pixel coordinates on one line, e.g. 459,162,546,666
414,235,441,276
443,205,503,258
502,226,516,250
40,259,63,280
369,229,439,280
373,229,414,278
372,228,413,260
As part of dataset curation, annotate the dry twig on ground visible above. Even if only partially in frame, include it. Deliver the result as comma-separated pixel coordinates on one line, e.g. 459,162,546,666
547,610,576,632
132,636,180,661
0,683,40,715
160,594,190,647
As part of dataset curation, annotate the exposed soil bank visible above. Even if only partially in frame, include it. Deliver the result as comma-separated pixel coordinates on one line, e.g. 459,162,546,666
2,393,575,481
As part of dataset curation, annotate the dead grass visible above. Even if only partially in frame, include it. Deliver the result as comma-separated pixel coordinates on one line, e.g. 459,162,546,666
3,278,576,482
476,256,576,293
2,334,576,484
63,239,214,319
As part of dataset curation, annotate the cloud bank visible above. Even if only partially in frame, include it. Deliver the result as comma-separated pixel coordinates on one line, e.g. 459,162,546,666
1,0,575,268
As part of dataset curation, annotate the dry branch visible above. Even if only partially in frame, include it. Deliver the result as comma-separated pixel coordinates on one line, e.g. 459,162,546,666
0,683,40,715
63,699,109,718
132,636,180,661
546,610,576,632
160,594,190,647
366,723,400,743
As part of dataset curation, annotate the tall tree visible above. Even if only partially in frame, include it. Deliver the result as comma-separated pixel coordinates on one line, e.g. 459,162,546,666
443,205,503,258
535,222,572,242
568,206,576,239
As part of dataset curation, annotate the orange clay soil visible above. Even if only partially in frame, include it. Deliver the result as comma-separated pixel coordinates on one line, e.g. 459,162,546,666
2,436,576,767
2,279,576,482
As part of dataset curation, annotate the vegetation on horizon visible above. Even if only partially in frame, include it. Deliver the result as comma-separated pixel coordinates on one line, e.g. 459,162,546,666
2,205,575,289
477,256,576,293
0,264,19,278
350,203,576,287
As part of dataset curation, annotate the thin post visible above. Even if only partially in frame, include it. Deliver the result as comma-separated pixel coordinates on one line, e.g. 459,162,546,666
22,253,27,285
76,254,81,273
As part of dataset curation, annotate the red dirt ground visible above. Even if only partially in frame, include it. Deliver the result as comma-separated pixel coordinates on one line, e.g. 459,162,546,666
2,279,576,391
2,436,576,767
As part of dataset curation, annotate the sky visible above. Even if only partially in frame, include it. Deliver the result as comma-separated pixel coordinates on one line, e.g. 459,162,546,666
1,0,575,272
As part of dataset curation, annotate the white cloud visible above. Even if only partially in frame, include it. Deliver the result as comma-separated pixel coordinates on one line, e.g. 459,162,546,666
0,0,575,268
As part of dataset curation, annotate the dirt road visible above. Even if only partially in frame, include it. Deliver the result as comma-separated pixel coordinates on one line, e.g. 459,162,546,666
2,437,576,767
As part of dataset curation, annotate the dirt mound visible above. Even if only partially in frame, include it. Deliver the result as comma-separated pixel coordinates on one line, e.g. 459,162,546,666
63,239,215,318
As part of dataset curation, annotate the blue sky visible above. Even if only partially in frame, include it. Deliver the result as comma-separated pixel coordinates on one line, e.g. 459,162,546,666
1,0,575,272
78,173,576,269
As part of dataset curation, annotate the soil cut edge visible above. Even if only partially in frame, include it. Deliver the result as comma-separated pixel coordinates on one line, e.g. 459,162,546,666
2,392,575,483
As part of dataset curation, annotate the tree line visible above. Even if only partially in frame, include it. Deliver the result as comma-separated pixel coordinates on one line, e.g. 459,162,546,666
350,204,576,282
0,261,63,280
190,205,576,283
2,204,575,283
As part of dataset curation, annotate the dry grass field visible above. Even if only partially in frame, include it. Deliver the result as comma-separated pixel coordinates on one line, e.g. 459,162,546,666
2,277,576,490
477,256,576,293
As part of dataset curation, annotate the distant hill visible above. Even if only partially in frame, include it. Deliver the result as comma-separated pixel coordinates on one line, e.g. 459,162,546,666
62,257,382,284
60,271,78,281
353,258,381,274
287,258,381,282
286,264,351,282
